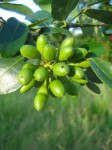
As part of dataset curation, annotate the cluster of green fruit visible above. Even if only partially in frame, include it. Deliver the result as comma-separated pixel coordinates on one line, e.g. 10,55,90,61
18,34,90,111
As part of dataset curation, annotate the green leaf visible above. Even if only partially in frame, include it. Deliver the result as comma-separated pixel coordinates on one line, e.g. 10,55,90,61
33,0,52,5
89,58,112,88
40,27,72,36
51,0,79,21
85,9,112,25
0,17,28,57
0,3,33,15
83,81,105,96
60,77,80,96
25,10,53,26
0,56,24,95
82,42,105,57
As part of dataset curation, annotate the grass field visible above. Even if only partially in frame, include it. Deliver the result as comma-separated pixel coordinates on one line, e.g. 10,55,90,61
0,86,112,150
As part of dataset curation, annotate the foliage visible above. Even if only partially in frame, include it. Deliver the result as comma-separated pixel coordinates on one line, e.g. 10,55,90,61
0,0,112,111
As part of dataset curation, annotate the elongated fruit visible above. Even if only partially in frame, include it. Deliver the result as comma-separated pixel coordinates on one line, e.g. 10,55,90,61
20,45,40,59
52,62,70,76
34,66,49,82
36,34,49,54
42,44,57,61
20,78,36,93
22,63,37,71
50,80,65,97
38,82,48,95
18,68,34,85
34,93,47,111
61,37,75,48
72,78,88,84
69,66,84,79
59,46,74,61
73,60,90,68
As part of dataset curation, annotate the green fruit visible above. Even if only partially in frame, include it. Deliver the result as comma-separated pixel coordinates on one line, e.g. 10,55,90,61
20,45,40,59
72,78,88,84
74,60,90,68
69,48,88,62
36,34,49,54
34,93,47,111
18,68,34,85
20,78,36,93
22,63,37,71
61,37,75,48
34,66,49,82
38,82,48,95
53,62,70,76
50,80,65,97
59,46,74,61
69,66,84,79
42,44,57,61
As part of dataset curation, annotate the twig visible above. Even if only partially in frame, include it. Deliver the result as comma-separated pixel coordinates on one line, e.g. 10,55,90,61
66,23,110,28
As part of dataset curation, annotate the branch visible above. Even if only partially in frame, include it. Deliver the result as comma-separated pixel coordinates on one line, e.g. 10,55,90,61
66,23,110,28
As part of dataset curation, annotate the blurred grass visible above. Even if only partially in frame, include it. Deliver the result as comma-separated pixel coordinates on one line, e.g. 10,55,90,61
0,86,112,150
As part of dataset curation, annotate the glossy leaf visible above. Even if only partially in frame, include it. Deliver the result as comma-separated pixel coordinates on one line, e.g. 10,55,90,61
0,56,24,95
51,0,79,21
82,42,105,57
0,17,28,57
33,0,52,5
40,27,72,36
25,10,53,26
85,9,112,25
89,58,112,88
0,3,33,15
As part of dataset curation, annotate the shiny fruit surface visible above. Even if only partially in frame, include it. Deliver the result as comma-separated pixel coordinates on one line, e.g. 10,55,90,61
20,45,40,59
34,93,47,111
59,46,74,61
34,66,49,82
61,37,75,48
18,68,33,85
42,44,57,61
53,62,70,76
36,34,49,54
50,80,65,97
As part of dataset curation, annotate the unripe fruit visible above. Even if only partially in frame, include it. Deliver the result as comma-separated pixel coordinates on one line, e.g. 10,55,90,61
59,46,74,61
22,63,37,71
34,93,47,111
61,37,75,48
36,34,49,54
69,66,84,79
74,60,90,68
42,44,57,61
52,62,70,76
34,66,49,82
38,82,48,95
20,45,40,59
18,68,34,85
20,78,36,93
72,78,88,84
50,80,65,97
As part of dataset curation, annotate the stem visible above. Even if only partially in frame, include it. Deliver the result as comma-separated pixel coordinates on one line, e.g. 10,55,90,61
66,23,110,28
